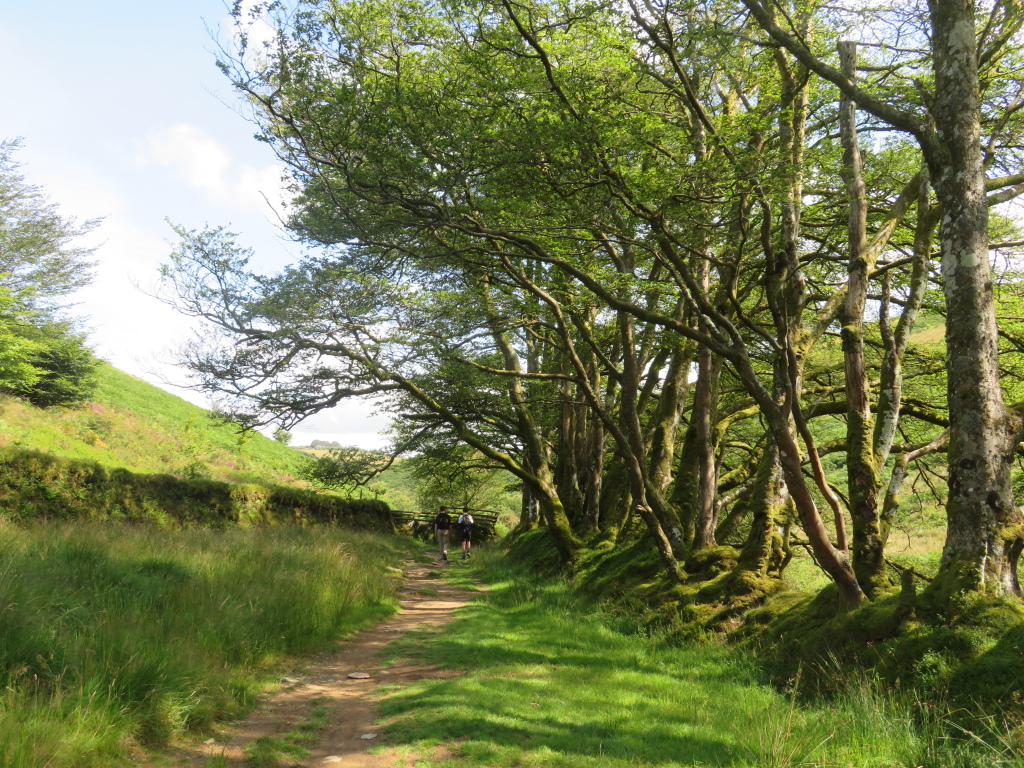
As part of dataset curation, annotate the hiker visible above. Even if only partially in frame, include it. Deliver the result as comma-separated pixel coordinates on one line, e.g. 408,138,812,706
433,506,452,561
457,507,474,560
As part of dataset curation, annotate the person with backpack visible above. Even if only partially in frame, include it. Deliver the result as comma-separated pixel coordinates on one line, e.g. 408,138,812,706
433,506,452,562
457,507,474,560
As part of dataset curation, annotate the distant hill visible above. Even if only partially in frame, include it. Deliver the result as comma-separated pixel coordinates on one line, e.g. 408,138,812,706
0,363,304,487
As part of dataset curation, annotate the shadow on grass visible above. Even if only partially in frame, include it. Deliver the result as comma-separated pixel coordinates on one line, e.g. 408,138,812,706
373,559,810,767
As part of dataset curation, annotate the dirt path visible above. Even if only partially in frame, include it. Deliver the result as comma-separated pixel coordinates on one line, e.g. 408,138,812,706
148,557,471,768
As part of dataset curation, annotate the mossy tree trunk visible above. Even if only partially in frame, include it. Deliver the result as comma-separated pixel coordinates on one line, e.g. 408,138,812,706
553,302,603,533
616,311,686,579
691,343,723,549
731,440,787,590
672,423,700,545
499,257,685,580
740,0,1024,603
518,476,541,532
646,340,694,507
767,36,865,608
924,0,1022,599
837,41,886,596
839,42,941,599
482,278,583,563
597,455,632,542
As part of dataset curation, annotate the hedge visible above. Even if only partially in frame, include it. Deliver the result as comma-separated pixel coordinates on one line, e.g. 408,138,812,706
0,448,394,532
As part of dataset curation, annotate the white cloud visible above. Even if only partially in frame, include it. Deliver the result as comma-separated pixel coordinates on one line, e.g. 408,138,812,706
142,123,286,213
37,152,387,449
36,170,126,220
73,215,196,379
289,399,393,450
33,170,202,398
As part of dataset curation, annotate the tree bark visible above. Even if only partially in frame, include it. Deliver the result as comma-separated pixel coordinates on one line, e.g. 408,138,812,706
838,41,886,596
731,440,788,591
924,0,1022,599
692,342,721,549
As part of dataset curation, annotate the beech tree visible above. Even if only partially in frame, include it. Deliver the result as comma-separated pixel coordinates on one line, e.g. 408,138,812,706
0,140,97,314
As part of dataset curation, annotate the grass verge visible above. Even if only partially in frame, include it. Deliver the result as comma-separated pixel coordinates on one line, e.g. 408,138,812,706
370,549,1024,768
0,520,409,767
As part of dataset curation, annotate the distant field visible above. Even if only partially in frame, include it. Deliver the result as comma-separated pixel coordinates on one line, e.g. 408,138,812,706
296,447,335,457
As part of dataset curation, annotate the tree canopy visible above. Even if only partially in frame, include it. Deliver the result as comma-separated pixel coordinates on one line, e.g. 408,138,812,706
163,0,1024,616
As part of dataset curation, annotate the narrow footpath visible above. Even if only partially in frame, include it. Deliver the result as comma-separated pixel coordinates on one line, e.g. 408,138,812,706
147,557,472,768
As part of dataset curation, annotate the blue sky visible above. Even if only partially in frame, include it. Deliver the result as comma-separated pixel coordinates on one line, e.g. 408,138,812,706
0,1,387,447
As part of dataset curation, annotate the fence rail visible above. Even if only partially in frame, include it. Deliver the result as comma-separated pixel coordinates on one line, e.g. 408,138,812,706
389,508,500,532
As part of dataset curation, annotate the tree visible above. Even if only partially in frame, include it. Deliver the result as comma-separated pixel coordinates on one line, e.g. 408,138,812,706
0,285,43,392
299,446,394,495
0,139,100,408
408,444,517,514
0,139,98,315
159,0,1024,620
2,322,98,408
737,0,1024,600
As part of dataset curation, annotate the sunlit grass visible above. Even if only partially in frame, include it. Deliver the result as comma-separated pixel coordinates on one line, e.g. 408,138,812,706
0,363,304,484
0,520,409,767
372,550,1024,768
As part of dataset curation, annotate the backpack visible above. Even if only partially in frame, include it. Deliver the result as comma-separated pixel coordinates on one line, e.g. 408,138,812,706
458,513,474,529
435,512,451,530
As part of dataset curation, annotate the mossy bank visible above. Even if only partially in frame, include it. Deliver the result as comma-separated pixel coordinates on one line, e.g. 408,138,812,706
504,528,1024,718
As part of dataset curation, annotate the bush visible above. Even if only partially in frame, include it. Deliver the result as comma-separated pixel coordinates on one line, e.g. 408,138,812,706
1,325,97,408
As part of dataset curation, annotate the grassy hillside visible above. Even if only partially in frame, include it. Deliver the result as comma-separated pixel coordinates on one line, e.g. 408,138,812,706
0,363,304,486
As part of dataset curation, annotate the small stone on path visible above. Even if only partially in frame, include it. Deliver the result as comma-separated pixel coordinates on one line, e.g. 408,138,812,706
360,733,378,740
323,757,342,764
282,677,300,683
348,671,371,679
204,738,216,744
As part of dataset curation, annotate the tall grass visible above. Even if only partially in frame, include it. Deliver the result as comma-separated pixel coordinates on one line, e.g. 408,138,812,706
0,519,407,767
373,551,1024,768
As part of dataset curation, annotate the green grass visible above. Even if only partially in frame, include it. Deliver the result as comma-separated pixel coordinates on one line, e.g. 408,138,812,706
0,520,410,767
370,550,1024,768
0,362,304,485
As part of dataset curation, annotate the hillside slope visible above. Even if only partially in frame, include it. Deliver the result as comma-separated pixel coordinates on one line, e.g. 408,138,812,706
0,363,304,486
